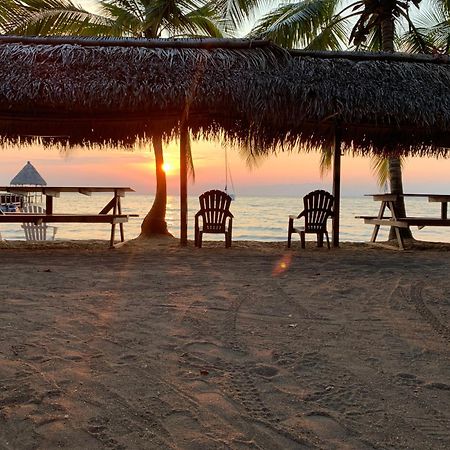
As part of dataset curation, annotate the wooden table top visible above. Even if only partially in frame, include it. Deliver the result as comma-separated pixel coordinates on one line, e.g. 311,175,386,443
0,186,135,193
366,193,450,201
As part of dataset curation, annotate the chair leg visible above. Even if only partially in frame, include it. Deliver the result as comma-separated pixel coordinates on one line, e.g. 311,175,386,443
287,218,294,248
198,231,203,248
317,233,324,248
225,231,232,248
325,231,330,249
300,231,305,249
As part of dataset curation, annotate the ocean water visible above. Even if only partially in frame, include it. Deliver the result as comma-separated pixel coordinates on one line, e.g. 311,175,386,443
1,193,450,243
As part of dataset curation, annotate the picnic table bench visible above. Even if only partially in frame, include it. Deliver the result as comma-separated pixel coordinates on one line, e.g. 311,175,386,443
0,186,137,247
357,193,450,250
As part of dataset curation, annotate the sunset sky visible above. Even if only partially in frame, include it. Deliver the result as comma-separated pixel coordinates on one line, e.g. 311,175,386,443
2,140,450,197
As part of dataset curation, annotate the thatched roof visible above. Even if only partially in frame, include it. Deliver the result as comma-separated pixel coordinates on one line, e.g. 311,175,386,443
0,35,450,156
10,161,46,186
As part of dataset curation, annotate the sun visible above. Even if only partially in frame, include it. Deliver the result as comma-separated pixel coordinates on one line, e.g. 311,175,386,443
162,162,172,173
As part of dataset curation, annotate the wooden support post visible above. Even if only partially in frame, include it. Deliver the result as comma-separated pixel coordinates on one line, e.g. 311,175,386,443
43,189,59,215
45,196,53,215
180,121,189,246
332,128,341,248
110,193,118,247
117,192,124,242
442,202,448,219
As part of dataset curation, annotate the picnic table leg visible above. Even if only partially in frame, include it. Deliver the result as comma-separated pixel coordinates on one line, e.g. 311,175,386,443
388,200,406,250
110,225,116,248
370,201,387,243
394,227,405,250
117,195,125,242
110,194,118,248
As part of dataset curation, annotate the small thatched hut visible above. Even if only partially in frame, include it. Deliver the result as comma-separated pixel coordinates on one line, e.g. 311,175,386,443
10,161,46,186
0,36,449,244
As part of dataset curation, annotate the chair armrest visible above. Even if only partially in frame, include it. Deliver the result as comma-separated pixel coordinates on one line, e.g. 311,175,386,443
195,211,202,230
226,216,233,235
226,211,234,218
288,215,295,234
289,209,305,221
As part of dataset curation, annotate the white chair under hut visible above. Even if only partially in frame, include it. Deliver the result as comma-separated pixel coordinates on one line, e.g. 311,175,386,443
10,161,57,241
21,204,57,241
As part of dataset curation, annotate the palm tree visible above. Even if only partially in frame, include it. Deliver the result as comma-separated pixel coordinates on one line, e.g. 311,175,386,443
0,0,27,31
352,0,416,239
251,0,431,240
401,0,450,53
6,0,222,237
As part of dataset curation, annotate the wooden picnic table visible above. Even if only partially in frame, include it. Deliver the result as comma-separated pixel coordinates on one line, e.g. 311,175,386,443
0,186,136,247
357,193,450,249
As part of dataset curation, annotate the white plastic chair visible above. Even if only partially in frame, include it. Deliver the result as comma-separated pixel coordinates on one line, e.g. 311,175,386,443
0,208,4,240
22,204,57,241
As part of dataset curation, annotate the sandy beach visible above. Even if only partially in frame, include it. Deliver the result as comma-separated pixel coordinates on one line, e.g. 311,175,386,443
0,238,449,449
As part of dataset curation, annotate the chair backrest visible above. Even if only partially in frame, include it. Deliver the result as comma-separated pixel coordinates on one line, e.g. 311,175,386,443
22,204,47,241
198,190,232,231
303,190,334,232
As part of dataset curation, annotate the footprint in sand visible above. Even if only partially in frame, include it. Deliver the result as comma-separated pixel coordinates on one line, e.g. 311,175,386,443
251,365,279,378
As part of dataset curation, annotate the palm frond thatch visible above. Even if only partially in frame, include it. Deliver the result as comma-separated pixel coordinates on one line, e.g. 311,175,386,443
0,36,450,157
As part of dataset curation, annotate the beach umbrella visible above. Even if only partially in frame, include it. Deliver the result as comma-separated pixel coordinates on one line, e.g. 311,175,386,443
1,36,450,245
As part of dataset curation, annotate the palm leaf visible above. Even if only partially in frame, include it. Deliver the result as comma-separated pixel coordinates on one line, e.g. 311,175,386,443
0,1,28,32
306,14,350,50
213,0,270,32
370,157,406,190
9,0,115,36
319,147,333,177
249,0,341,49
399,26,436,53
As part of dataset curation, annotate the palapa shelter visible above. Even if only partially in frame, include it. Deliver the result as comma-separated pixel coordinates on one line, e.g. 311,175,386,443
10,161,47,186
9,160,47,204
1,35,450,245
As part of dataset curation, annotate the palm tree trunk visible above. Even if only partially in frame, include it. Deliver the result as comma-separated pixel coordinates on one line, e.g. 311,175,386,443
381,17,395,52
381,17,413,240
140,133,171,236
388,157,412,239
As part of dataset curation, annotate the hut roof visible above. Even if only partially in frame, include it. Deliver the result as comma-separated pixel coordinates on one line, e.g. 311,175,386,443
0,35,449,156
10,161,47,186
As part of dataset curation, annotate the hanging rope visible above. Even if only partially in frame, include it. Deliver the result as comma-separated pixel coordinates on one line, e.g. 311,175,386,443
224,147,236,200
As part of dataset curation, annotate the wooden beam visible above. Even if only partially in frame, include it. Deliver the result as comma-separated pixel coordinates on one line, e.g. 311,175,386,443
332,128,341,248
99,197,116,214
78,188,92,196
42,189,60,197
289,49,450,65
0,35,271,50
180,121,189,246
